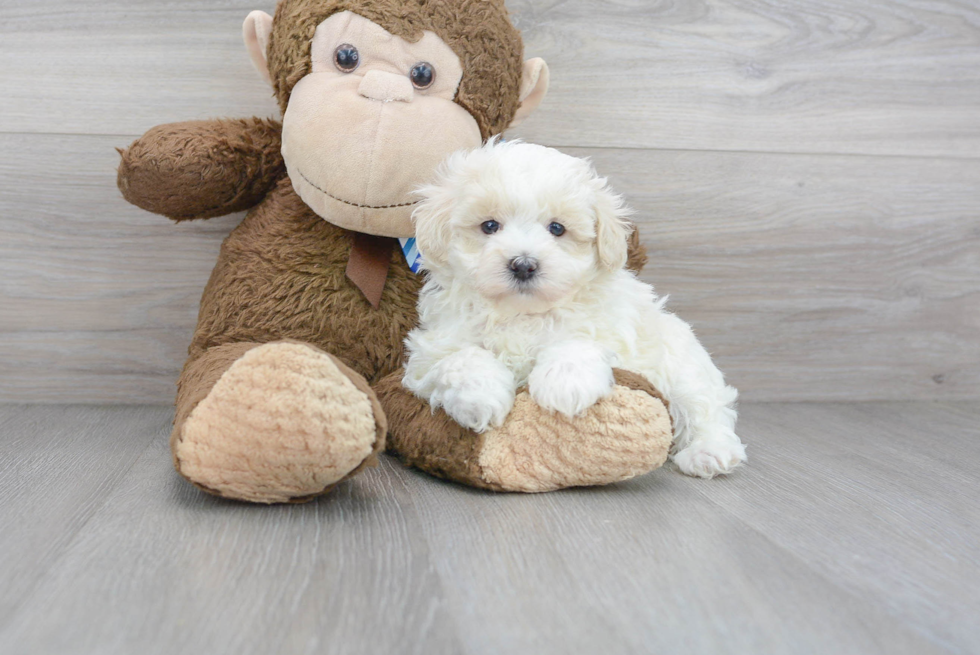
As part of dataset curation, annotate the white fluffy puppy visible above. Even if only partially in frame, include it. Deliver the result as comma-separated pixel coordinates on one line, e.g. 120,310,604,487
402,140,746,478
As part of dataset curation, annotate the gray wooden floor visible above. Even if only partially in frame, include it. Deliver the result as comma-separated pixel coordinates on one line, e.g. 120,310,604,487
1,402,978,655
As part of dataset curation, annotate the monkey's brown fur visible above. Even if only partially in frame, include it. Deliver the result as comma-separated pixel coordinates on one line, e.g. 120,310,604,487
117,119,285,222
118,0,669,503
269,0,524,137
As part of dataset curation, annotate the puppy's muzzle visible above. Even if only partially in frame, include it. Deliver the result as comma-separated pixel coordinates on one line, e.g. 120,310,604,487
508,256,539,282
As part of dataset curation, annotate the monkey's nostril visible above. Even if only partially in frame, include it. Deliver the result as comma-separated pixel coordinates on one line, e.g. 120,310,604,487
508,256,539,282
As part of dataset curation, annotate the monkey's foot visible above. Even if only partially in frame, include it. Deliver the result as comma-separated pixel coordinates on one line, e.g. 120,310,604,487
174,342,386,503
377,369,672,493
479,378,672,492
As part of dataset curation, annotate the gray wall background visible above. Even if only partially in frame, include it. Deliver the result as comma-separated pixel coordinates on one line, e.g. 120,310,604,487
1,0,977,403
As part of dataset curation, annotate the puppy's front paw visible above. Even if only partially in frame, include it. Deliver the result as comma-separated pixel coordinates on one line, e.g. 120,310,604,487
440,383,514,433
529,353,615,418
673,439,746,478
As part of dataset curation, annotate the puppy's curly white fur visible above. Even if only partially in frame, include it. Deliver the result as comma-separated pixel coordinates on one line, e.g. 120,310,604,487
403,140,746,478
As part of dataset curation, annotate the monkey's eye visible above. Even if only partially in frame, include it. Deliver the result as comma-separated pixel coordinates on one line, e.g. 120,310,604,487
334,44,360,72
410,62,435,89
548,221,566,237
481,220,501,235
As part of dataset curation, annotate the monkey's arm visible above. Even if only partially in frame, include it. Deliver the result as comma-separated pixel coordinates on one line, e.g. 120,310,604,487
625,223,649,274
117,118,285,222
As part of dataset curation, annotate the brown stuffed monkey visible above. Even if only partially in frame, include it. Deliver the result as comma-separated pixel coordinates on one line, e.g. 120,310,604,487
117,0,673,504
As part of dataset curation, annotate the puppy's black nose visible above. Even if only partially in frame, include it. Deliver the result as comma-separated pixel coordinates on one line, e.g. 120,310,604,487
509,256,538,282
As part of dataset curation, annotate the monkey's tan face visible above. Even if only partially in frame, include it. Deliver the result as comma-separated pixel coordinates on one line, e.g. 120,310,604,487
280,12,482,237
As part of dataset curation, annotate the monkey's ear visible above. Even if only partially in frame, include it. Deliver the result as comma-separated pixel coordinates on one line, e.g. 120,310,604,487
507,58,550,130
243,10,275,87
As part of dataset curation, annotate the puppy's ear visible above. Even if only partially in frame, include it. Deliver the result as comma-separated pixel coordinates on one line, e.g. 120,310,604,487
411,181,457,272
593,183,633,271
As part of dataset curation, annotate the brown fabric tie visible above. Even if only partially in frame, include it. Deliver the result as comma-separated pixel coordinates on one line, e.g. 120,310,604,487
346,232,397,309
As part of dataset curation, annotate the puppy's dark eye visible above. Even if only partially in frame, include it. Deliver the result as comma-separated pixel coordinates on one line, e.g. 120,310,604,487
548,221,566,237
334,44,360,72
410,62,435,89
481,220,501,235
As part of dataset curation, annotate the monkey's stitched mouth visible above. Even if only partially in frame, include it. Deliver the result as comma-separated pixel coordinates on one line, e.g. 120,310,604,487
299,170,421,210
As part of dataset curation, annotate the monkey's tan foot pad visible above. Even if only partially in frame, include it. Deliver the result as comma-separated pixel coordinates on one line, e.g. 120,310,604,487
377,368,672,493
175,342,386,504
